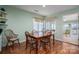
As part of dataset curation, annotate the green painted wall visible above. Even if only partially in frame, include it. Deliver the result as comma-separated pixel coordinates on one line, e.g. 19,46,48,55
5,6,43,42
0,6,43,49
0,5,79,51
49,6,79,45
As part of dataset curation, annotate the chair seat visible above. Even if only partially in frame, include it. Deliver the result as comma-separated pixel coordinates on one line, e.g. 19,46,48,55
41,39,49,43
10,38,18,41
29,40,36,44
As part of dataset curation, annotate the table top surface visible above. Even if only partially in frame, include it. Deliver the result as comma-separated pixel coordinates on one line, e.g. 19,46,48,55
29,32,54,39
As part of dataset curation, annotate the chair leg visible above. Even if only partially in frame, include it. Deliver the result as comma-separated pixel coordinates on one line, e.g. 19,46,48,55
49,42,51,53
6,43,8,49
39,41,42,48
49,40,51,50
42,43,46,50
30,46,31,54
12,41,15,50
6,42,11,53
26,41,28,49
17,39,20,47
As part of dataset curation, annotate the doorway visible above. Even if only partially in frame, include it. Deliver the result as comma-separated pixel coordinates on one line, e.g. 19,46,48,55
63,13,79,45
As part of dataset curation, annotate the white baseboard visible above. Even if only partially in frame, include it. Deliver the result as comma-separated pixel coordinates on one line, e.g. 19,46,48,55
0,48,1,52
56,39,79,46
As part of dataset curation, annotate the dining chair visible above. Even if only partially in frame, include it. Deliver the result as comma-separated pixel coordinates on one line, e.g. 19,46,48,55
32,30,38,35
25,31,36,53
40,34,51,51
51,30,55,45
4,29,20,50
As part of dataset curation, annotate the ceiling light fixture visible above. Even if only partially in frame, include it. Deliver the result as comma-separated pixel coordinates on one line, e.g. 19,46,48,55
42,5,46,7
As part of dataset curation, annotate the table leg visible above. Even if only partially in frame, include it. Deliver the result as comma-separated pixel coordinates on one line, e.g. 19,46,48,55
36,39,38,54
53,34,55,46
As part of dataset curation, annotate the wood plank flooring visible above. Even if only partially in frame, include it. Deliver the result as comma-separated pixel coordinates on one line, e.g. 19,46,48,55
1,40,79,54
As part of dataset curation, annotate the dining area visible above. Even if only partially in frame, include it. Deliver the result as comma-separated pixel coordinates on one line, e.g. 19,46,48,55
0,27,78,54
1,29,56,54
25,30,55,54
0,19,79,54
0,5,79,54
1,29,79,54
0,4,79,59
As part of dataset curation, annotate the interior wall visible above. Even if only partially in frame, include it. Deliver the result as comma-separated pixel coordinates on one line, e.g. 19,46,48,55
0,5,43,49
55,17,64,41
0,36,1,51
0,5,79,51
48,6,79,45
0,5,4,52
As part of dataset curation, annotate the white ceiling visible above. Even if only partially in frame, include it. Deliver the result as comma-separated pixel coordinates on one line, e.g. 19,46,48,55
12,5,78,16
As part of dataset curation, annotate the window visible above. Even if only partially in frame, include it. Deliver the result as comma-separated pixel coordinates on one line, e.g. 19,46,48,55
33,18,44,32
46,22,51,30
51,23,56,30
33,18,56,32
33,21,39,31
39,22,43,31
63,13,78,36
45,21,56,31
71,23,78,30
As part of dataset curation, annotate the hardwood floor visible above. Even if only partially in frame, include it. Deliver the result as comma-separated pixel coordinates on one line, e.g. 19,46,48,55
1,40,79,54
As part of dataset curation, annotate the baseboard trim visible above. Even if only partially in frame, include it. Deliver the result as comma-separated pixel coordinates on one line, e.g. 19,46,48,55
56,40,79,46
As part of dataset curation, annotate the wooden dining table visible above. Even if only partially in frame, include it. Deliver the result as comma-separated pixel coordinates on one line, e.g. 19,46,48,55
28,32,55,54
